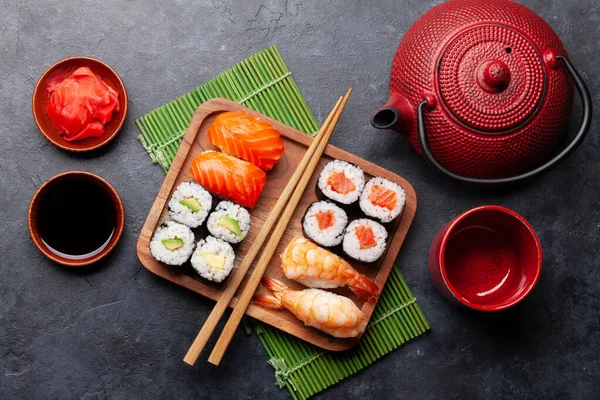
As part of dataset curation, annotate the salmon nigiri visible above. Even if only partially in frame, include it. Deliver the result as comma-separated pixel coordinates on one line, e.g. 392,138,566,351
189,151,266,209
207,112,284,171
254,277,367,338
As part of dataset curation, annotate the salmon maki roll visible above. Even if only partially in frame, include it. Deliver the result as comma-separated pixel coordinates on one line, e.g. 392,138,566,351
189,151,266,209
302,201,348,248
208,112,285,171
359,177,405,223
317,160,365,205
343,219,388,263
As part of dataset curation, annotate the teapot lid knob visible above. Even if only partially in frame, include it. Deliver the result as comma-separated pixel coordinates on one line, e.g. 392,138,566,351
477,60,511,92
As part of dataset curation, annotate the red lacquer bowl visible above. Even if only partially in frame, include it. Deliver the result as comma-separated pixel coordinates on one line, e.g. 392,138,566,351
28,171,125,267
32,56,128,152
428,205,542,311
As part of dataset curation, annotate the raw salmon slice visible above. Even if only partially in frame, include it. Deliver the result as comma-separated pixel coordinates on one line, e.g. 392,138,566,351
327,171,356,195
355,225,377,249
189,151,266,209
208,112,285,171
315,211,336,230
368,185,397,210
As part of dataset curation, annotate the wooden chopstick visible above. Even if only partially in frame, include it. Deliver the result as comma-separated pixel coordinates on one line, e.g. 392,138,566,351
183,94,346,366
207,88,353,366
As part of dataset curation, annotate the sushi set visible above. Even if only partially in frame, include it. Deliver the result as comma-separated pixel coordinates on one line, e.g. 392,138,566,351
26,0,594,383
136,97,416,352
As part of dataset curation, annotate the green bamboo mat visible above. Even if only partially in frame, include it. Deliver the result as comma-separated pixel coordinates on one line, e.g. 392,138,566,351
136,45,319,172
136,45,429,399
256,267,428,399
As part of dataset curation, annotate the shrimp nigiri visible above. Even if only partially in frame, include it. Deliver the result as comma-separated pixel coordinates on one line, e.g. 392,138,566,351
254,277,367,338
280,236,380,303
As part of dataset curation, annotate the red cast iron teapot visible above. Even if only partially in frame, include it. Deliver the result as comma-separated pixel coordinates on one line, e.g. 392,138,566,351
371,0,592,185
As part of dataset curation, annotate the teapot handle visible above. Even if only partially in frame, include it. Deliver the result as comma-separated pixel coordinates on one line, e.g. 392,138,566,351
417,55,592,185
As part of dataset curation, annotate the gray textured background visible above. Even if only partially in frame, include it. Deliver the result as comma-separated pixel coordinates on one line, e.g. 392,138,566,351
1,0,599,398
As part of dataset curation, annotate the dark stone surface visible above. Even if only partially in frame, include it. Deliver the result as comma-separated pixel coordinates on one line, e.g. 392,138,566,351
1,0,598,398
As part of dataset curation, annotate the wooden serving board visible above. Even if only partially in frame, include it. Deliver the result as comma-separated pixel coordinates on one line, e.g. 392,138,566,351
137,98,417,351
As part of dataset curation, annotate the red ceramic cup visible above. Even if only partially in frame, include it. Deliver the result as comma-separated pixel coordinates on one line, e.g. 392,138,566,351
429,206,542,311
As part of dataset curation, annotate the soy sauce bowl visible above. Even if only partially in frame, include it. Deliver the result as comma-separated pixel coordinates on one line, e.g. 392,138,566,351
429,206,542,311
32,56,128,152
28,171,125,267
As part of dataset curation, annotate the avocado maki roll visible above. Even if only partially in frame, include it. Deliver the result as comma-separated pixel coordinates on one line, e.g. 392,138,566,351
191,236,235,282
207,201,251,244
168,182,212,228
149,221,195,266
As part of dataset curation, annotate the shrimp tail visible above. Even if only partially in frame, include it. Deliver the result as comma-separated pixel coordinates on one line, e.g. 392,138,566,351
253,293,284,309
351,275,380,303
254,277,290,309
261,276,289,292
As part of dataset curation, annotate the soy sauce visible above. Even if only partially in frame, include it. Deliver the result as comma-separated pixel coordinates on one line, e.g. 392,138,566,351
36,176,116,259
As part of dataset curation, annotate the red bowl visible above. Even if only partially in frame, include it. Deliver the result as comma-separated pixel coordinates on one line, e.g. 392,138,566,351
32,56,128,152
428,206,542,311
28,171,125,267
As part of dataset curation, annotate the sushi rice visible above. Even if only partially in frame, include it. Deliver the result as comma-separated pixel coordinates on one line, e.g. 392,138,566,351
150,221,195,266
168,182,212,228
191,236,235,282
317,160,365,205
343,218,388,263
359,177,406,223
207,201,251,243
302,201,348,247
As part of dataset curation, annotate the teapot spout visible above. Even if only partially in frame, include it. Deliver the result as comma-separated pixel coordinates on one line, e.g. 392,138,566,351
370,94,413,133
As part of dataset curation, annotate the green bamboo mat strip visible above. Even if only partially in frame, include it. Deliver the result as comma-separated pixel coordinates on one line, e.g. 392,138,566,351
135,45,429,399
136,45,319,172
256,267,429,400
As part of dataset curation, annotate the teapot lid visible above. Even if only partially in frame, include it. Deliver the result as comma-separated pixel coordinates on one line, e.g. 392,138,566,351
437,24,546,132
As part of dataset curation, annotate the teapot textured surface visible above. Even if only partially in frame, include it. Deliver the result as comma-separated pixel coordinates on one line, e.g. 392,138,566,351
372,0,586,180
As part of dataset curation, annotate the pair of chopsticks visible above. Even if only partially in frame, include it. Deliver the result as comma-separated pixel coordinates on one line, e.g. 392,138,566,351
183,88,353,366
